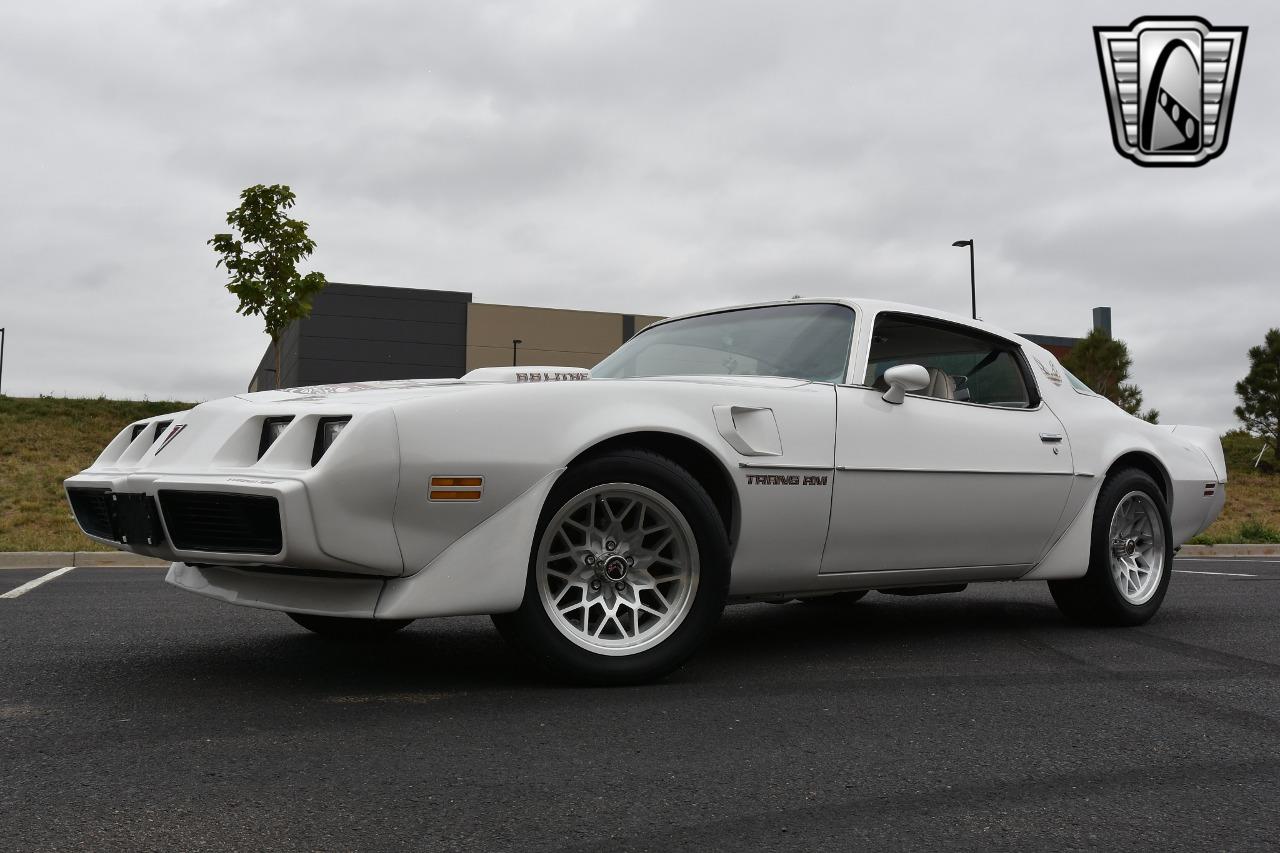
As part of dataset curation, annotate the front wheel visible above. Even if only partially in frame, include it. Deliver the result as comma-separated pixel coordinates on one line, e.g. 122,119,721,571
1049,469,1172,626
492,450,730,685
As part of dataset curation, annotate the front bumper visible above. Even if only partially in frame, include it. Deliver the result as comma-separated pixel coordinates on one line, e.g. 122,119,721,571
162,467,565,620
166,563,386,617
64,472,402,577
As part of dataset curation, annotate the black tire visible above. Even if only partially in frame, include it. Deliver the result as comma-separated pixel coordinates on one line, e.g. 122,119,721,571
1048,469,1173,626
287,612,414,640
800,591,868,606
491,449,730,685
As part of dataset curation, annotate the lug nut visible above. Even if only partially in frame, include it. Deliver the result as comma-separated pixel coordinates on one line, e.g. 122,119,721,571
590,579,601,591
584,554,596,565
606,539,617,551
626,555,635,567
614,582,625,592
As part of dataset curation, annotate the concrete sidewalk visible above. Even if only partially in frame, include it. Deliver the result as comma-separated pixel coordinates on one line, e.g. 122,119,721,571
0,551,170,568
1178,544,1280,558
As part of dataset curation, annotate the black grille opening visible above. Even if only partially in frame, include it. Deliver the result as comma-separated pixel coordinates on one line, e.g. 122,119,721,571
68,488,115,540
66,490,166,546
113,492,166,546
158,491,283,555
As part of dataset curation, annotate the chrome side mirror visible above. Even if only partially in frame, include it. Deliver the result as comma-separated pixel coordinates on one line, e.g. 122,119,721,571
881,364,931,405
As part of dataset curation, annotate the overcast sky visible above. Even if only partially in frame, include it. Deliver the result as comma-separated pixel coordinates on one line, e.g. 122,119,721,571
1,0,1276,430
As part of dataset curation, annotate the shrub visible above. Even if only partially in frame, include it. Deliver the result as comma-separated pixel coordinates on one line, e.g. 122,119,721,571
1236,518,1280,544
1222,429,1274,473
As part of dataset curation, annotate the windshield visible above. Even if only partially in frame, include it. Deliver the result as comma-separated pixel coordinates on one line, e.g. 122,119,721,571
592,303,855,382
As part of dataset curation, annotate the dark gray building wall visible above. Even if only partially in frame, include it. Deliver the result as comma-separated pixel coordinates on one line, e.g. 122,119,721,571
1092,306,1112,337
249,283,471,391
249,321,302,391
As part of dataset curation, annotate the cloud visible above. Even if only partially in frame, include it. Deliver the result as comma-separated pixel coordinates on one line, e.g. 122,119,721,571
0,0,1275,432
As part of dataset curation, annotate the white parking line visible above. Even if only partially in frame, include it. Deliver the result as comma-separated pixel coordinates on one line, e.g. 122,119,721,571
0,567,76,599
1174,569,1258,578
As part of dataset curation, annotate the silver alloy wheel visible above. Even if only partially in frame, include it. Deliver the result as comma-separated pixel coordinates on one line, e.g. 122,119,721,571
1108,490,1166,605
536,483,700,656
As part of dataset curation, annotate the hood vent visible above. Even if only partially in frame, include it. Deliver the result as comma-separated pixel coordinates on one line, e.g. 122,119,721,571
460,366,591,384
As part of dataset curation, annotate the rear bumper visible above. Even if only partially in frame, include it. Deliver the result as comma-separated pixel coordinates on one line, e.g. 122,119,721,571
1200,480,1228,533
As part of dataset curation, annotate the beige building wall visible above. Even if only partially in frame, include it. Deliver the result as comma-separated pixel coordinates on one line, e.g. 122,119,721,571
634,314,665,334
466,303,664,371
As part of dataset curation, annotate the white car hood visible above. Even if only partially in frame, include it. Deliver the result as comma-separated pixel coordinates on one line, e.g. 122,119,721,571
237,378,476,407
237,369,810,406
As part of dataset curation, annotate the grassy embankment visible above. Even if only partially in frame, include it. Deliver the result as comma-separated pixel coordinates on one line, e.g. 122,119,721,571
0,396,194,551
1189,430,1279,544
0,396,1275,550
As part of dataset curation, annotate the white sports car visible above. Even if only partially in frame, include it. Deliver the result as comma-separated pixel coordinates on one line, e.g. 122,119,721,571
66,299,1227,683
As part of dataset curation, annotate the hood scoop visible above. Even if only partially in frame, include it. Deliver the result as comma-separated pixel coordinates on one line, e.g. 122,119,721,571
461,366,592,384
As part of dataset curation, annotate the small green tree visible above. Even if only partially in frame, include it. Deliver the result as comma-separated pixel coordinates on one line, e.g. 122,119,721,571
209,184,327,389
1062,328,1159,423
1234,328,1280,459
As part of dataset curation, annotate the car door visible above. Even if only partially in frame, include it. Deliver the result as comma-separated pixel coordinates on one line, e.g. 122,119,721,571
820,312,1074,575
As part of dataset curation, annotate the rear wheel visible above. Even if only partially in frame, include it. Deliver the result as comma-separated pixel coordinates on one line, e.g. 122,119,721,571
287,613,414,640
1049,469,1172,626
492,449,730,685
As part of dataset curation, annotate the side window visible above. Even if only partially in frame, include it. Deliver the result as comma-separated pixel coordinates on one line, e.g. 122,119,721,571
1064,368,1097,396
864,313,1037,408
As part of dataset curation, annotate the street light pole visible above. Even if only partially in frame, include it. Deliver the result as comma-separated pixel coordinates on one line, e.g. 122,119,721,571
0,327,6,396
512,339,522,366
951,240,976,319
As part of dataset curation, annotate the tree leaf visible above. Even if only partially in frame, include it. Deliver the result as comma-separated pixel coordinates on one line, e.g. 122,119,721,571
209,184,327,342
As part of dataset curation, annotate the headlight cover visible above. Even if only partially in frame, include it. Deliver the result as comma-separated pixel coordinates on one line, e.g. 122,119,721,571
258,416,294,459
311,417,351,465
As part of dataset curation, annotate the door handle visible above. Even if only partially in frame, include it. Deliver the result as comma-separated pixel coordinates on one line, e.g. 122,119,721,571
1040,433,1063,443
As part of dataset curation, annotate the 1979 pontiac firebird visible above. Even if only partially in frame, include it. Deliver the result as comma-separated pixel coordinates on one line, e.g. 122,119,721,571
66,299,1227,684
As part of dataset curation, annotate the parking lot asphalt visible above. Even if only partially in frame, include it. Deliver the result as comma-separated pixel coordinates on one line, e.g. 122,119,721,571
2,559,1279,852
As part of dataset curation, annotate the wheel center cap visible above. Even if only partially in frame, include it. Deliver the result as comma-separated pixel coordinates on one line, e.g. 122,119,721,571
602,555,629,582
